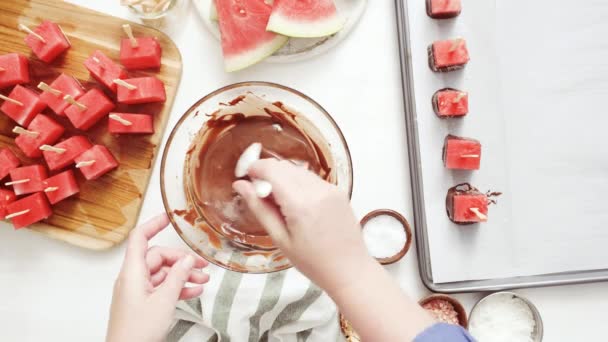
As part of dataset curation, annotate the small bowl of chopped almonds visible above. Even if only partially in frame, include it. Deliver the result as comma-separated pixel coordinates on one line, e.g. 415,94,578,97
419,294,468,329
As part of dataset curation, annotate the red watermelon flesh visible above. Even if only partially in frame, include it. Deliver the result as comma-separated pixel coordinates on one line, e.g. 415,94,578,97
453,194,488,223
215,0,288,72
267,0,345,38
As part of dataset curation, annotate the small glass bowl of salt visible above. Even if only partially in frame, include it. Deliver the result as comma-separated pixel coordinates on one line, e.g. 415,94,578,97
361,209,412,265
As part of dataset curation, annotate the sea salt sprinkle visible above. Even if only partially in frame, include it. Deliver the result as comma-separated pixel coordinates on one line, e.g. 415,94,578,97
422,299,460,325
469,293,537,342
362,214,406,259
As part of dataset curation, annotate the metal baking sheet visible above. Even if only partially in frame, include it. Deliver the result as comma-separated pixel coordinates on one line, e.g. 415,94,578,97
395,0,608,292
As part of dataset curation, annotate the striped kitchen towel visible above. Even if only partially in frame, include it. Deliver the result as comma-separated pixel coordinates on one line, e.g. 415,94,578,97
168,264,340,342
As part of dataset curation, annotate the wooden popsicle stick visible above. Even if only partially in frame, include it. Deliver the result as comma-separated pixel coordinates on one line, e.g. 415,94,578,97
18,23,46,43
113,79,137,90
5,179,30,186
0,94,23,106
461,154,479,158
470,207,487,220
63,94,87,111
5,209,30,220
44,186,59,193
452,92,466,103
92,56,101,63
75,160,96,168
12,126,40,137
122,24,138,48
37,82,62,96
449,38,463,52
40,145,66,154
109,114,133,126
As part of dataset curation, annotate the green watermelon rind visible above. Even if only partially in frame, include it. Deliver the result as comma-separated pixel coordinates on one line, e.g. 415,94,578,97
266,11,346,38
224,35,289,72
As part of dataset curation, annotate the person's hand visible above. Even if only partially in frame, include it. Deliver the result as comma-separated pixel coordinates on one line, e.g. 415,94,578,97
232,159,370,293
106,214,210,342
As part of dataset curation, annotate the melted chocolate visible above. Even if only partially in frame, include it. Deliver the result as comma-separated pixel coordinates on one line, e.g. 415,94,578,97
446,183,502,225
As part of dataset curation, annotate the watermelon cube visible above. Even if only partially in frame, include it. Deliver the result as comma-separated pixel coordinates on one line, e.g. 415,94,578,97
0,85,47,126
7,164,48,196
42,136,92,171
42,170,79,205
0,53,30,89
116,77,166,104
446,183,488,224
23,20,70,63
64,88,115,130
428,38,470,72
426,0,462,19
15,114,65,158
0,188,17,220
443,135,481,170
75,145,118,180
0,148,21,181
84,50,127,93
39,73,85,116
108,112,154,134
432,88,468,117
120,37,162,70
5,192,52,229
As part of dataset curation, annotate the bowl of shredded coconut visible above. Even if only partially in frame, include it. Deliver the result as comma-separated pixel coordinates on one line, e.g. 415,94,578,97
360,209,412,265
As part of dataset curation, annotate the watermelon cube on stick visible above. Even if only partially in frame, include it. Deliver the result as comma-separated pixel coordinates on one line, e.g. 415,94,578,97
64,88,115,130
20,21,71,63
75,145,118,180
446,183,489,224
266,0,345,38
0,148,21,181
14,114,65,158
0,188,17,220
7,164,48,196
215,0,288,72
42,136,92,171
443,135,481,170
426,0,462,19
5,192,53,229
38,74,85,116
0,53,30,89
42,170,79,205
0,85,47,126
432,88,468,118
120,24,162,70
429,38,470,72
115,77,166,104
108,113,154,134
84,50,127,93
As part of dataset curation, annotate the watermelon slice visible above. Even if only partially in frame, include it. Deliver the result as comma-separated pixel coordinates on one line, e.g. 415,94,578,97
266,0,345,38
215,0,288,72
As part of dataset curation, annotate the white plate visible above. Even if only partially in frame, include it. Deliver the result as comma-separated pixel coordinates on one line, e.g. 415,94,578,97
193,0,367,63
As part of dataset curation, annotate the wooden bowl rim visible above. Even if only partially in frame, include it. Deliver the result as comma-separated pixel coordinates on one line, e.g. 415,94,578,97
418,293,469,329
360,209,413,265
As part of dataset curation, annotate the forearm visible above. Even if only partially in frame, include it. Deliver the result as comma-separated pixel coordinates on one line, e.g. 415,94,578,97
327,258,434,341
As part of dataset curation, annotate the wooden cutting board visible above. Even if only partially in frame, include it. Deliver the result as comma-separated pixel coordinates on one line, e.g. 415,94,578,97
0,0,182,250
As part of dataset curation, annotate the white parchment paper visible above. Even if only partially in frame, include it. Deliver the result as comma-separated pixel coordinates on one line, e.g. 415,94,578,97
408,0,608,283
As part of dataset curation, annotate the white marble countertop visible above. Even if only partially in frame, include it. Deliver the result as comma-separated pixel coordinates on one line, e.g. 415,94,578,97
0,0,606,340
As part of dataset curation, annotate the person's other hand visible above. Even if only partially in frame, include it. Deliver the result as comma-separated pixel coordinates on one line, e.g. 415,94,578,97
233,159,369,293
106,214,210,342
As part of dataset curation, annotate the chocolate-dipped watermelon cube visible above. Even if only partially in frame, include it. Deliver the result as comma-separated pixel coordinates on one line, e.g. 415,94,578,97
23,20,71,63
0,85,47,126
120,37,162,70
428,38,470,72
0,188,17,220
432,88,468,117
7,164,48,196
64,88,115,130
14,114,65,158
116,77,166,104
5,192,52,229
0,148,20,181
84,50,127,93
443,135,481,170
0,53,29,89
108,113,154,134
446,183,489,224
42,170,79,205
75,145,118,180
38,73,85,116
426,0,461,19
42,136,92,171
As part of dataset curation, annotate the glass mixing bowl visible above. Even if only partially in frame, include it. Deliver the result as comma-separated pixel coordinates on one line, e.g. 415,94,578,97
160,82,353,273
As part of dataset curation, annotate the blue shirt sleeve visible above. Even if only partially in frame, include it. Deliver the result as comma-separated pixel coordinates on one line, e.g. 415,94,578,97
414,323,476,342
